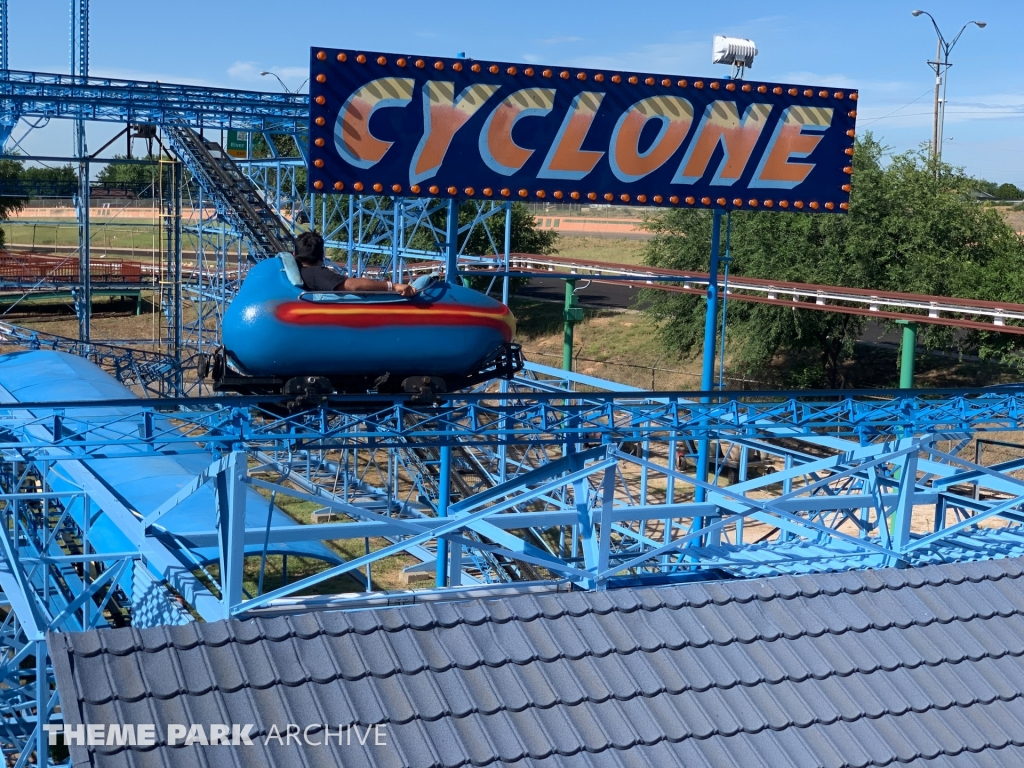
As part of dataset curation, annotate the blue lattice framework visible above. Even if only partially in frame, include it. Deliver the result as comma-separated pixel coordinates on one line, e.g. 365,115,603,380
0,70,307,131
2,362,1024,764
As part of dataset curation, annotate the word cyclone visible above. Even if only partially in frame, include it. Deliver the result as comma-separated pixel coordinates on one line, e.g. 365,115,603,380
308,48,857,212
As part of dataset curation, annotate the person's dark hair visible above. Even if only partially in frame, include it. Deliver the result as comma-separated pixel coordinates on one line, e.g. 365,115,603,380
294,231,325,264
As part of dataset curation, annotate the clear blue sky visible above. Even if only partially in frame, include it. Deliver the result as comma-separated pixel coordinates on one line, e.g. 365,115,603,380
7,0,1023,184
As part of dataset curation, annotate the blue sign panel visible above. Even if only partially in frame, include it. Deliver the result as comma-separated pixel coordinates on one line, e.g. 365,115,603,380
309,48,858,212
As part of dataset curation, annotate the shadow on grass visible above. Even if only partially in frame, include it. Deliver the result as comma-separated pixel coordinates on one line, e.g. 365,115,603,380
511,298,621,342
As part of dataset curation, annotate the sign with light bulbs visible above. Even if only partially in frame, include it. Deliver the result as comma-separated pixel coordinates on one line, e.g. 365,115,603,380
308,48,857,213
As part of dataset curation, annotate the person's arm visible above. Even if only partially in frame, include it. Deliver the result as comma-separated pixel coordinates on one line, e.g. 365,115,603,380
338,277,415,296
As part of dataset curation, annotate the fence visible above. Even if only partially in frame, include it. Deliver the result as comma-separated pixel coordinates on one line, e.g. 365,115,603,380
0,252,148,286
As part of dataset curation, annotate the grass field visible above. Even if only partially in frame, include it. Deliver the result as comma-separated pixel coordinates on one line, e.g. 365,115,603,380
552,234,648,265
2,219,201,255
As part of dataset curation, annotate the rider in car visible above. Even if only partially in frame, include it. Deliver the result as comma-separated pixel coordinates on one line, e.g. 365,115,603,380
294,231,416,296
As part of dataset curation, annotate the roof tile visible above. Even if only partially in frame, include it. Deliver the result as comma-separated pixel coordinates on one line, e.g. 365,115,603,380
483,662,534,711
616,650,667,697
598,699,647,749
49,556,1024,768
177,645,217,695
73,655,117,705
64,627,107,658
166,622,203,649
561,700,624,752
535,593,572,619
984,655,1024,697
304,679,358,726
386,719,443,768
513,660,562,708
369,674,423,724
386,672,449,722
311,607,355,636
293,632,343,684
134,648,185,700
507,706,559,759
346,608,386,634
443,665,503,714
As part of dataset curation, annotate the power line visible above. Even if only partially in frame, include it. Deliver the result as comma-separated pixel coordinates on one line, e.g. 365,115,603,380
859,89,931,125
862,109,1024,122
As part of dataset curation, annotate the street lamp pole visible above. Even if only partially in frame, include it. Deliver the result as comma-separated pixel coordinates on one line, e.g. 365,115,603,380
259,71,309,94
911,10,986,163
930,36,942,161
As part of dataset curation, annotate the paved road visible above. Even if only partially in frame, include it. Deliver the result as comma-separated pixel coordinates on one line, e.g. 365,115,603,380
520,277,646,311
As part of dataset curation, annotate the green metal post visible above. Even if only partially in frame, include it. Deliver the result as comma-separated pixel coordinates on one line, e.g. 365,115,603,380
563,279,580,371
898,321,917,389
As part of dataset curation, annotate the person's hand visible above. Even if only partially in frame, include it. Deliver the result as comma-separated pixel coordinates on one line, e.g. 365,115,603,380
394,283,416,297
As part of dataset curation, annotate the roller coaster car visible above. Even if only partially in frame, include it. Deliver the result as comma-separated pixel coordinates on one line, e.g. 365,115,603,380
204,253,522,405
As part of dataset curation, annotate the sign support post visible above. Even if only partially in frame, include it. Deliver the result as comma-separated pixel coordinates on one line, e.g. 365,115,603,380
445,199,459,284
693,208,724,527
563,280,581,372
899,320,917,389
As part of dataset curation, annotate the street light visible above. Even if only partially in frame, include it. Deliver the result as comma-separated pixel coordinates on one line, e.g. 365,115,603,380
259,71,309,94
911,10,986,163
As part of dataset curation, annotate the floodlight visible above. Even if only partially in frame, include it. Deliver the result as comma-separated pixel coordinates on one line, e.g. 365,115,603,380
712,35,758,68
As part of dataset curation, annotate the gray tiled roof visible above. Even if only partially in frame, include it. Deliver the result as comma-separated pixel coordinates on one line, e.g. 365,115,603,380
49,557,1024,767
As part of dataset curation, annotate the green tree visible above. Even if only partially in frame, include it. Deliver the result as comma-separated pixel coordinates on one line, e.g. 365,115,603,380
22,164,76,185
460,201,557,257
362,199,556,295
995,182,1024,200
640,135,1024,388
252,132,301,159
975,178,999,197
458,202,557,296
0,158,30,247
0,158,75,198
95,155,161,188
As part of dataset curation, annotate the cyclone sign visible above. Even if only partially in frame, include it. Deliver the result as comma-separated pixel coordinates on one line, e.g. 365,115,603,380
308,48,857,212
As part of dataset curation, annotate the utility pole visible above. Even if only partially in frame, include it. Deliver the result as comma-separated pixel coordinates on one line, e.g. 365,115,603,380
930,37,941,160
912,10,986,164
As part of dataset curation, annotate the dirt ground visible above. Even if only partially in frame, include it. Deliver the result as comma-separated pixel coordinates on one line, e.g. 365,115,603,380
999,207,1024,233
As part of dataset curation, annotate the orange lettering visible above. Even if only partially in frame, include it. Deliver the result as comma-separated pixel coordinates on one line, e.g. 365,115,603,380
335,78,415,169
410,81,499,184
539,92,605,180
673,102,772,185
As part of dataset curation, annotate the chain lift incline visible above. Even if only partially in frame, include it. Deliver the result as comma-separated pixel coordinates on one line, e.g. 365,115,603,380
163,126,294,262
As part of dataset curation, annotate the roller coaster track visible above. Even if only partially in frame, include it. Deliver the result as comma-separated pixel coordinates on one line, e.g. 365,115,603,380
508,253,1024,334
164,126,294,261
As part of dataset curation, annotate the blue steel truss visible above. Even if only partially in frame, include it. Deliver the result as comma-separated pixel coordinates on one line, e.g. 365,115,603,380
0,70,307,132
2,368,1024,630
